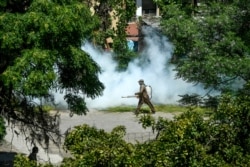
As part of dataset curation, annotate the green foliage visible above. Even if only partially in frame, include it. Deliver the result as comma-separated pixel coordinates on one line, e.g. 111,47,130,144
14,154,37,167
89,0,137,70
134,109,250,166
64,93,87,115
135,110,219,166
178,93,202,106
0,0,105,165
60,102,250,166
14,154,53,167
159,1,250,94
104,104,211,115
111,0,137,71
139,114,155,129
213,93,250,154
0,116,6,141
62,124,134,167
0,0,104,114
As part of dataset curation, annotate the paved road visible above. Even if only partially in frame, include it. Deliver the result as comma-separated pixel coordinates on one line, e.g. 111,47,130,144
60,109,175,134
60,110,175,143
2,110,175,165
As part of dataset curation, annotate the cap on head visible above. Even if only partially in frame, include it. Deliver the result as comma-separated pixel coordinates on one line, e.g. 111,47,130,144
138,79,144,83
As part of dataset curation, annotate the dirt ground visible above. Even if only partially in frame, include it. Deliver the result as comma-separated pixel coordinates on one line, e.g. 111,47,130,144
0,110,175,165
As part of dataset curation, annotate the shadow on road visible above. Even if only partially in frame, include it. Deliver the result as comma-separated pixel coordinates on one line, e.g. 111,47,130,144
0,151,17,167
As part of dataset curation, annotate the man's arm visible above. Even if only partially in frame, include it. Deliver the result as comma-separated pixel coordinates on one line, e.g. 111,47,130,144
135,85,145,96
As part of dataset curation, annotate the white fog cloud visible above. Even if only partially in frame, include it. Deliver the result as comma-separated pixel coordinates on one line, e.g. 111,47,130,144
82,26,208,109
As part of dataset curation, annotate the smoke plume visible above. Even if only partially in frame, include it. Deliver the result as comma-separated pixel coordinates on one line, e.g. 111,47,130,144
83,26,207,109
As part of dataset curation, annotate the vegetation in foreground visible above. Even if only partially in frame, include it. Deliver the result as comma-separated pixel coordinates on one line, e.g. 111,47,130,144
14,94,250,167
0,0,249,166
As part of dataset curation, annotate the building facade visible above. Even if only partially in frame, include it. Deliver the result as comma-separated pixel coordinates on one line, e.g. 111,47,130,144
104,0,160,52
125,0,160,52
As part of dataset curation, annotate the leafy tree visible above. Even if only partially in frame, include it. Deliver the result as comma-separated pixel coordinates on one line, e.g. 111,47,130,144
151,1,250,164
212,92,250,155
0,0,105,149
89,0,137,71
14,154,54,167
60,107,250,166
111,0,137,70
61,124,134,167
158,1,250,95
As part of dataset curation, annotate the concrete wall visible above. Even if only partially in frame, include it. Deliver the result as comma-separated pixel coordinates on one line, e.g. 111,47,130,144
136,0,160,17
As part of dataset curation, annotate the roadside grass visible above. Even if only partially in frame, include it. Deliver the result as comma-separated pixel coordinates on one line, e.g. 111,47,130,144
34,105,55,112
44,103,213,117
102,104,213,116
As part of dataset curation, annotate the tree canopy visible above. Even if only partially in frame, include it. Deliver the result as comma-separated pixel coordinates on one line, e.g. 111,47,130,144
0,0,106,148
158,1,250,95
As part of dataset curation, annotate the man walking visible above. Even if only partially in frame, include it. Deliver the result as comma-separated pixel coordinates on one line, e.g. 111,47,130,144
134,79,156,115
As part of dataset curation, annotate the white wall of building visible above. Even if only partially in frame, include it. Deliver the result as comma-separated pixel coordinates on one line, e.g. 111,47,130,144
136,0,142,17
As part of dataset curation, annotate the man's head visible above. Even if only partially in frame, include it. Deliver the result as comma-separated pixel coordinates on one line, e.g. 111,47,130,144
138,79,144,84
